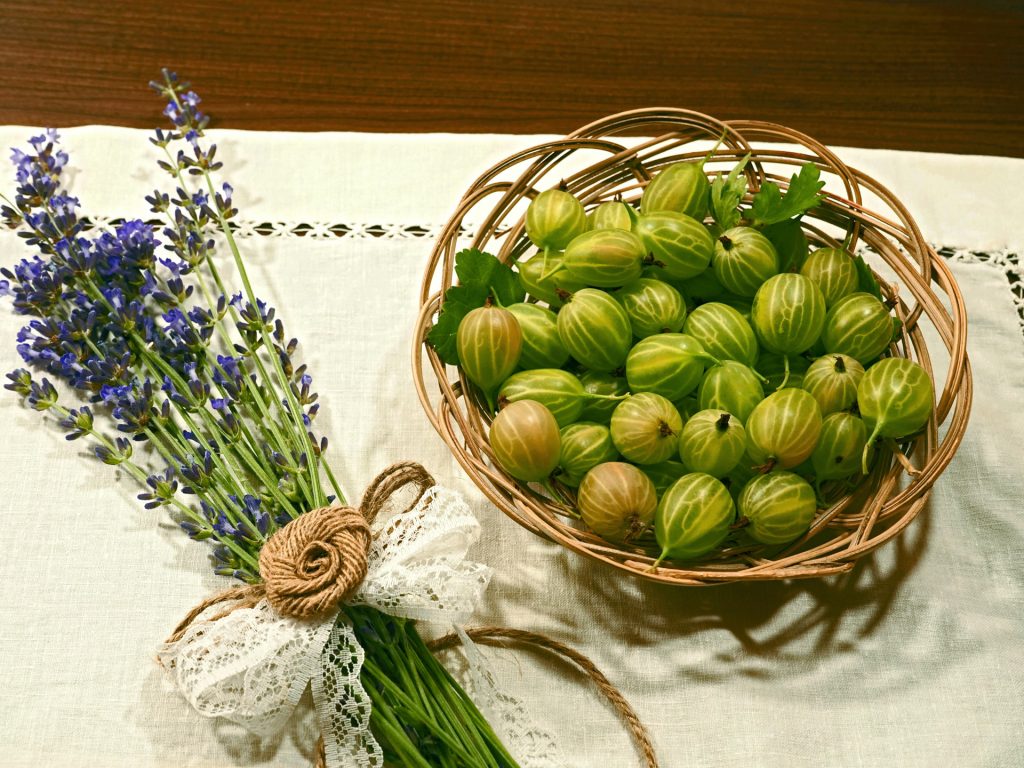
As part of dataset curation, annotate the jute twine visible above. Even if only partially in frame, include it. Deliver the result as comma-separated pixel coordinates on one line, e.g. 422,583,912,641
166,461,658,768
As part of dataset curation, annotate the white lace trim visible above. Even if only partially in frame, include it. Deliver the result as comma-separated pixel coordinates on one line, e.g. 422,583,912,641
157,599,334,736
314,617,384,768
157,485,558,768
351,487,492,623
455,627,564,767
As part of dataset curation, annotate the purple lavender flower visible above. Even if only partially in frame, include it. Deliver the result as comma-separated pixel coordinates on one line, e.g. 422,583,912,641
2,77,337,585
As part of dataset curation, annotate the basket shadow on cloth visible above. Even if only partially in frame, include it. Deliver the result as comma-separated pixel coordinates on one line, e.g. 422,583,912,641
413,108,972,586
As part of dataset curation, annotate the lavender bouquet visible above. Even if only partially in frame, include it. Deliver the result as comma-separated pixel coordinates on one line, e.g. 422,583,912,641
1,71,522,768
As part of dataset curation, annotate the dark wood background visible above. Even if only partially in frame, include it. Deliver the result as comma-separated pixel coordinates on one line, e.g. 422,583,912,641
1,0,1021,157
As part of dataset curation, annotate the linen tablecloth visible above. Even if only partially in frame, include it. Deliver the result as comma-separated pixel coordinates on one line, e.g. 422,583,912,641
0,127,1021,768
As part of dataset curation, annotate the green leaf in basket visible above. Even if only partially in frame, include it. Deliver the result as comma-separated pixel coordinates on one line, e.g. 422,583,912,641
749,162,826,227
710,153,750,231
853,252,885,301
454,248,524,307
761,218,810,273
427,248,524,365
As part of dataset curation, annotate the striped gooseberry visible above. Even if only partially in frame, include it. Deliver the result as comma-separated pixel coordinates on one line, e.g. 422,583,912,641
625,333,717,402
713,227,779,297
738,471,818,545
745,388,823,470
489,400,561,482
517,253,587,308
697,360,765,423
634,212,715,280
756,352,810,391
578,371,630,424
801,353,864,415
563,229,646,288
683,301,759,367
589,200,637,231
654,473,735,563
857,357,934,472
751,273,826,386
673,394,701,421
577,461,657,543
505,303,569,370
640,161,710,220
614,278,687,338
720,298,753,322
556,422,619,487
556,288,633,372
677,268,733,304
610,392,683,465
525,189,588,251
640,460,688,497
800,247,859,308
822,292,894,364
498,368,624,428
678,409,747,478
456,305,522,399
811,412,870,482
724,458,758,505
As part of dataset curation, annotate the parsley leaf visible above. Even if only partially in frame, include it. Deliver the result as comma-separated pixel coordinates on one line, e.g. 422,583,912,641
426,294,476,365
761,219,809,273
426,248,524,365
749,163,826,227
710,154,750,230
453,248,524,307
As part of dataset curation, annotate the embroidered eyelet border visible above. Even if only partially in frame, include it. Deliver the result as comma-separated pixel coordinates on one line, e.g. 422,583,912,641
4,218,1020,340
935,246,1022,340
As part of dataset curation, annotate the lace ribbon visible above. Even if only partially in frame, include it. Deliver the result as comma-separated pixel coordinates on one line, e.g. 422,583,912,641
157,485,544,767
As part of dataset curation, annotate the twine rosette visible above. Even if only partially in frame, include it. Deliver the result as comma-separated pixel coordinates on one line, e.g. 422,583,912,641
159,461,658,768
413,108,972,586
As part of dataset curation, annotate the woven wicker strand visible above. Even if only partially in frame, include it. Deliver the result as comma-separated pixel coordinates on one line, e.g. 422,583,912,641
413,109,972,586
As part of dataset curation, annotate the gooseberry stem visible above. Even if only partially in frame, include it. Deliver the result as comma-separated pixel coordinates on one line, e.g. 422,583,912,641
777,355,791,390
701,130,729,165
700,354,723,369
862,425,882,475
540,478,573,509
539,245,566,281
749,366,771,386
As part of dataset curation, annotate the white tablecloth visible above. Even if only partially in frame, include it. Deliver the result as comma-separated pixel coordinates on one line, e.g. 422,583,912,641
0,127,1021,768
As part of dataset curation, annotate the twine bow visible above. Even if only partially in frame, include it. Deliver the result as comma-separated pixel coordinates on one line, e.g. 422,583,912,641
258,461,432,620
167,461,434,642
159,462,659,768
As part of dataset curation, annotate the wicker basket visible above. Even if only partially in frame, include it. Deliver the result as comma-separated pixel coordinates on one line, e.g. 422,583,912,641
413,108,972,585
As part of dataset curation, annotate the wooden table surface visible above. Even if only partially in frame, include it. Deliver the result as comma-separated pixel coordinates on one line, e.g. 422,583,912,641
0,0,1021,157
